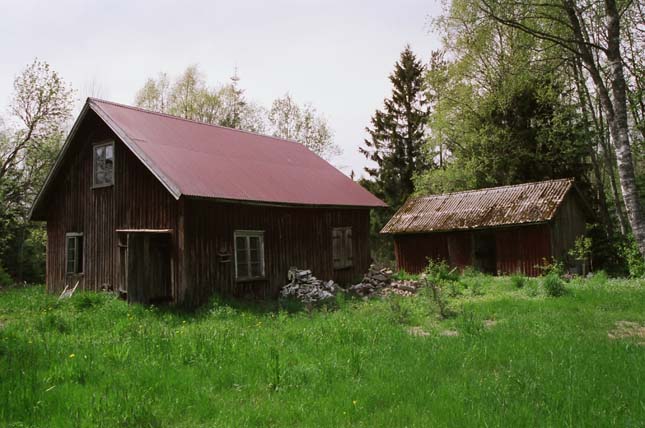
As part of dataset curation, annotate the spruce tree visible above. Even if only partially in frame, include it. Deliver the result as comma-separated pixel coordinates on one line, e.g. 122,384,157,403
360,45,429,211
359,46,429,262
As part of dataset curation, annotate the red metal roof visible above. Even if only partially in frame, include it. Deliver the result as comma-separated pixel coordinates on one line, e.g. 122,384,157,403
381,179,575,234
88,99,385,207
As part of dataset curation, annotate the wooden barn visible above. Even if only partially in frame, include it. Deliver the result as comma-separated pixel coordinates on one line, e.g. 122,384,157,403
30,98,385,306
381,179,589,276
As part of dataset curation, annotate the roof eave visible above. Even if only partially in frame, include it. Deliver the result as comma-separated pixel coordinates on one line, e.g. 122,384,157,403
184,194,387,209
381,219,552,235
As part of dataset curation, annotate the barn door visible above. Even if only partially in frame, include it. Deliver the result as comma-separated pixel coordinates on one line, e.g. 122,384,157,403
473,231,497,274
123,233,172,304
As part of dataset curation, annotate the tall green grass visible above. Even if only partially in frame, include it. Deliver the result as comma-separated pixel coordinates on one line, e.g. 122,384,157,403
0,277,644,427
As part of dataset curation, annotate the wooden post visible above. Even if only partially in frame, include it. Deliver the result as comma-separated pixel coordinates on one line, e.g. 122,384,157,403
176,197,188,305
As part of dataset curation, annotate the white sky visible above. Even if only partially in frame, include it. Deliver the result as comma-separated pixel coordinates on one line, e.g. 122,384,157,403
0,0,443,176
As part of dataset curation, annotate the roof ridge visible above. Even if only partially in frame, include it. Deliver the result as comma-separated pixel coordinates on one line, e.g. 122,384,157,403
413,178,574,201
87,97,301,145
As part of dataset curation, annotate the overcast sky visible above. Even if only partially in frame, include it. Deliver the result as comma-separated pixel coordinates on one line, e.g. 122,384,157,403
0,0,443,176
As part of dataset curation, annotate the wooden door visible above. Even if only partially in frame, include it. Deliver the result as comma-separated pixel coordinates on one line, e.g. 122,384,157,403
126,233,172,304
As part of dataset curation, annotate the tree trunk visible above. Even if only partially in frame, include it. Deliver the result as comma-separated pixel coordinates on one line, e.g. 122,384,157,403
564,0,645,255
602,0,645,256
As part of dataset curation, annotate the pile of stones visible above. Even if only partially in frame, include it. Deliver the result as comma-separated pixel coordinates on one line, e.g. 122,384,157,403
280,265,424,303
349,265,422,298
280,268,341,304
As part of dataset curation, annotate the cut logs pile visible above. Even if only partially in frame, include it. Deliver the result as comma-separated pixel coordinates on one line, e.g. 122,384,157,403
280,268,341,304
280,265,423,304
349,265,422,298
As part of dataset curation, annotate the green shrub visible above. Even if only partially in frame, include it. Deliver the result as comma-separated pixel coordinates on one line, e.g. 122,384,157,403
0,264,13,287
539,259,565,277
445,281,463,298
510,275,526,289
621,239,645,278
459,275,485,296
542,273,566,297
424,259,459,283
72,292,107,311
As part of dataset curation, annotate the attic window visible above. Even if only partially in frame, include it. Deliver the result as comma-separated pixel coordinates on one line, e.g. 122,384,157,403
332,227,353,269
66,233,84,274
93,142,114,187
234,231,265,281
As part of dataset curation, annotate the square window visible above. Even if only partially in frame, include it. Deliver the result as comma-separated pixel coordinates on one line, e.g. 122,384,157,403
93,142,114,187
234,231,265,280
66,233,83,274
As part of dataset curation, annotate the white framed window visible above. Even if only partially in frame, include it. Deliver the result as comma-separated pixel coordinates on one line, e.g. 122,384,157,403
93,141,114,188
66,233,84,274
234,230,265,280
332,226,353,269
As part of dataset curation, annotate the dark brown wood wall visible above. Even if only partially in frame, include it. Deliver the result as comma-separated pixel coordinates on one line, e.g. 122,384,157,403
42,110,373,304
495,224,552,276
393,231,473,274
184,199,371,304
43,111,179,294
550,193,587,260
393,224,553,276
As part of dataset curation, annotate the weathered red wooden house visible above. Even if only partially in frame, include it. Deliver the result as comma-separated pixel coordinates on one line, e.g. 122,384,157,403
381,179,589,276
30,98,385,305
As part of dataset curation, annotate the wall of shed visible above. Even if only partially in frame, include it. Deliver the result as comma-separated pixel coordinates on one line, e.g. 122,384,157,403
393,224,552,276
550,194,587,262
43,111,180,295
495,224,552,276
184,199,371,305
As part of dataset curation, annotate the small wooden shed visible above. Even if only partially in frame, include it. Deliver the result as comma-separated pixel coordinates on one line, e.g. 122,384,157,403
30,98,385,306
381,179,589,276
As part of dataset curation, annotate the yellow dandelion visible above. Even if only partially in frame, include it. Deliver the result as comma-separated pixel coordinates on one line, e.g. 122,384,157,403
69,353,75,359
352,400,357,406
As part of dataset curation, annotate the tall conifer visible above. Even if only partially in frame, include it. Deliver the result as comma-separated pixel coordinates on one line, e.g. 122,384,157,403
360,45,429,211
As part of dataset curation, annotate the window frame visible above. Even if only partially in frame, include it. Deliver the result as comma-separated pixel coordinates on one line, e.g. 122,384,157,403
65,232,84,275
332,226,353,270
234,230,266,281
92,140,115,188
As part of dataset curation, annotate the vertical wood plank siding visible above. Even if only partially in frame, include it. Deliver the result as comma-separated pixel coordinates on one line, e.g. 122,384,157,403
44,111,178,294
393,224,552,276
42,111,373,304
495,224,551,276
550,195,587,260
184,199,371,304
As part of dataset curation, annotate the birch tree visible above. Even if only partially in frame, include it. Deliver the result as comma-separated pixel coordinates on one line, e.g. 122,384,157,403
478,0,645,257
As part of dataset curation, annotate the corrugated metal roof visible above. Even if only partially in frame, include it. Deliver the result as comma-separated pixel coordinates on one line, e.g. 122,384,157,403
381,179,575,234
87,98,386,207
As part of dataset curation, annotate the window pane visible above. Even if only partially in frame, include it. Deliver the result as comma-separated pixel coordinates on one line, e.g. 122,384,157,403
236,236,249,278
94,145,114,186
237,259,249,278
104,146,114,184
66,237,76,273
77,237,83,273
95,146,105,161
250,261,262,277
235,233,264,279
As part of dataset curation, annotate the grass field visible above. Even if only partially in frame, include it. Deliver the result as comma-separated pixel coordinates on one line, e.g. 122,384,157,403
1,274,645,427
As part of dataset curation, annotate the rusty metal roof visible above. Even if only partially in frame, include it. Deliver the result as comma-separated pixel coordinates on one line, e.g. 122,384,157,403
83,99,385,207
381,179,575,234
